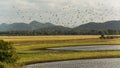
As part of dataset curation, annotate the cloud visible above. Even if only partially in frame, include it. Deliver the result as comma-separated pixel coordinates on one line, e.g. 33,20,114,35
12,0,38,10
1,0,120,27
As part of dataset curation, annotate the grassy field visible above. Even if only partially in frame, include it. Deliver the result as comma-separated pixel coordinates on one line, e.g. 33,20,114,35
1,35,120,65
1,35,98,41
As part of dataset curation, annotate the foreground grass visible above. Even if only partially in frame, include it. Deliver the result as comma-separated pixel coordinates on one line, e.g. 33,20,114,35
18,50,120,64
0,62,21,68
1,35,120,65
15,38,120,51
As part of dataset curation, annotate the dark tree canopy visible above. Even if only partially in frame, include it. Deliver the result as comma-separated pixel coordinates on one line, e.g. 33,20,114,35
0,40,18,63
0,29,120,36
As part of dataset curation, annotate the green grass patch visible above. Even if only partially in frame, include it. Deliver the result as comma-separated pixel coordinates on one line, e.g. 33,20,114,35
18,50,120,65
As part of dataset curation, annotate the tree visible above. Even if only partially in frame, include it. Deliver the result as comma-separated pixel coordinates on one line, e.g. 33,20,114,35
0,40,18,63
99,31,105,39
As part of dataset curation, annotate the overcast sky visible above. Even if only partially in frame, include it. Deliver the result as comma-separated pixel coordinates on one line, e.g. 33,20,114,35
0,0,120,27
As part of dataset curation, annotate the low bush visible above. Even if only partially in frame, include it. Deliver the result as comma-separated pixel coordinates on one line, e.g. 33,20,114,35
0,62,6,68
0,40,20,68
0,40,18,63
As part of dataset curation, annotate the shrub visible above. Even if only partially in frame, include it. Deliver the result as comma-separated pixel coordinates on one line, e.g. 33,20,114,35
0,62,6,68
0,40,18,63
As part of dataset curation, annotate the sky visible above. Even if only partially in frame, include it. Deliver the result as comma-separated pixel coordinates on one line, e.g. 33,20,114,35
0,0,120,27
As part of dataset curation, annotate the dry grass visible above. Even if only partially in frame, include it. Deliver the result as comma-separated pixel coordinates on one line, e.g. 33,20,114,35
1,35,120,65
0,35,99,41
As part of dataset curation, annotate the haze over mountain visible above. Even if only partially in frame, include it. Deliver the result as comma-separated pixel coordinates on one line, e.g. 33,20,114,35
0,20,120,31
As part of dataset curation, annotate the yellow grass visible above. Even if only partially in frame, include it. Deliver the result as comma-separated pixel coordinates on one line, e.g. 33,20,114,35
0,35,99,41
1,35,120,65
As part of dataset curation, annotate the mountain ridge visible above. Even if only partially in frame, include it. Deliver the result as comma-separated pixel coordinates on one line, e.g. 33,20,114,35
75,20,120,30
0,20,120,31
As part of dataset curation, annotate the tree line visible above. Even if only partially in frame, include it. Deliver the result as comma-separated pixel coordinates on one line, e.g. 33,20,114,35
0,29,120,36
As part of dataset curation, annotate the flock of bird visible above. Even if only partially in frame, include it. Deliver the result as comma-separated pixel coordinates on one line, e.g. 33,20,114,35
10,1,116,27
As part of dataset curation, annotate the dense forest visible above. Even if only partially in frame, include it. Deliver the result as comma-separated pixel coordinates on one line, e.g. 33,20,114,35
0,29,120,36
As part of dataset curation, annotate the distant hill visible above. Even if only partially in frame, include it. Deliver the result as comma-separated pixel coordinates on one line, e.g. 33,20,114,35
29,21,56,30
74,21,120,30
0,21,69,31
0,20,120,35
1,20,120,31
